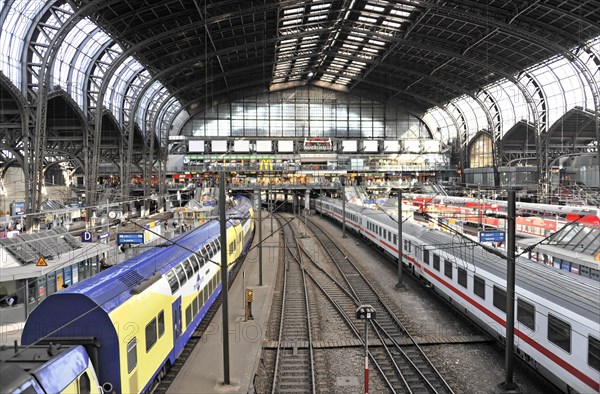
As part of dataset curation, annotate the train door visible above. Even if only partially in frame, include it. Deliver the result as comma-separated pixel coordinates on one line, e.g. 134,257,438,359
172,297,183,354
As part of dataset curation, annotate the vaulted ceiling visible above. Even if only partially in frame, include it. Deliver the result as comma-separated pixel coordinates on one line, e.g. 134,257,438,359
73,0,600,113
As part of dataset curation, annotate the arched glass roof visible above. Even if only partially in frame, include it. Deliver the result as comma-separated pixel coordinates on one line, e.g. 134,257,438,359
1,1,49,89
1,0,182,136
54,21,112,109
422,36,599,145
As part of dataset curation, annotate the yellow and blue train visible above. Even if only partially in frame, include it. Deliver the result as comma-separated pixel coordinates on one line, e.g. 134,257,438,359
10,195,254,394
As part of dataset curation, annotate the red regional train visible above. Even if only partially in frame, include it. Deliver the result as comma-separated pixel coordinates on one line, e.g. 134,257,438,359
408,194,600,237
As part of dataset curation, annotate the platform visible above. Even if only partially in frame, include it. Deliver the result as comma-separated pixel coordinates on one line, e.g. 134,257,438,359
167,209,280,394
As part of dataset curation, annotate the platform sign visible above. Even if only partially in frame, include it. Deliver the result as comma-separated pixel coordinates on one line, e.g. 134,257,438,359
478,230,505,243
98,232,109,244
81,231,93,242
117,232,144,245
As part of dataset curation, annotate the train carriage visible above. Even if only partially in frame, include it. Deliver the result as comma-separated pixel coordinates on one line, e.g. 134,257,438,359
20,196,254,394
316,196,600,394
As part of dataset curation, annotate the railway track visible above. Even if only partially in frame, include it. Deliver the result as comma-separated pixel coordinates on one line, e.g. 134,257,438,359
301,216,454,394
153,249,248,394
270,215,315,394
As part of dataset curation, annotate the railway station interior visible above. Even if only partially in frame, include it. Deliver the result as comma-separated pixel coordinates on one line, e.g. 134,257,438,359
0,1,599,394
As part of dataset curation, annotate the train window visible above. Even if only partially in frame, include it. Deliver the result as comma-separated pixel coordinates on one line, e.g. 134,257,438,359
166,270,179,293
174,265,187,285
493,286,507,313
517,298,535,330
145,318,157,352
186,305,192,328
473,276,485,300
183,260,194,279
548,314,571,353
408,241,412,253
158,310,165,338
423,249,429,265
589,335,600,372
193,297,199,317
444,260,453,279
457,267,467,287
433,254,440,271
190,255,199,273
393,234,397,246
127,337,137,373
79,372,91,394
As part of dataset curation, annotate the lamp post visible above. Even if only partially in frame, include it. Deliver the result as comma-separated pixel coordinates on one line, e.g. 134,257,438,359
356,305,376,394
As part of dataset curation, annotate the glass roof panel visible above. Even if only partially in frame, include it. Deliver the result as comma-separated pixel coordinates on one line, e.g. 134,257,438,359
1,0,49,90
53,19,111,109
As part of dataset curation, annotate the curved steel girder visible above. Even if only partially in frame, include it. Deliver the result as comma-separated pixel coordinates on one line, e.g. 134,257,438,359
0,73,28,110
145,26,327,71
320,50,479,101
103,0,280,36
336,27,537,89
64,25,104,104
47,89,89,126
425,1,598,55
86,0,287,204
449,0,599,46
40,148,85,172
0,148,24,171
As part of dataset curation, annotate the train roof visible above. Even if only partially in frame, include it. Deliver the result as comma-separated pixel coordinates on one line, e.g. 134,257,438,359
320,197,600,324
55,197,251,313
410,223,600,323
0,345,89,394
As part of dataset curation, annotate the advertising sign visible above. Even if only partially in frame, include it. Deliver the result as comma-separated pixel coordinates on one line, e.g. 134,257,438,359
12,202,25,216
303,137,332,151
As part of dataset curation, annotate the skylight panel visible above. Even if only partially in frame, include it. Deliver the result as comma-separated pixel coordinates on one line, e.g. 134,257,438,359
382,20,401,28
369,39,385,46
364,5,385,13
302,35,320,41
363,47,379,53
348,35,365,42
308,15,327,22
284,7,304,15
390,9,412,18
358,16,378,23
310,3,331,11
342,43,359,50
282,18,302,26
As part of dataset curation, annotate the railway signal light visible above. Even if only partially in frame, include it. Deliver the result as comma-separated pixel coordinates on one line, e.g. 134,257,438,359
356,305,376,394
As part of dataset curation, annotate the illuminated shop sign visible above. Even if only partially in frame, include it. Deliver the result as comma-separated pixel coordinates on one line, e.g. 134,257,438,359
303,138,332,151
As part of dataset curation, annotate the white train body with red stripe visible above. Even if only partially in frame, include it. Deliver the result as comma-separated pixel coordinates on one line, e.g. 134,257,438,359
316,196,600,394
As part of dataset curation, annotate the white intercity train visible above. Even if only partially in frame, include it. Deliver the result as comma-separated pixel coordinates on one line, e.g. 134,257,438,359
316,196,600,394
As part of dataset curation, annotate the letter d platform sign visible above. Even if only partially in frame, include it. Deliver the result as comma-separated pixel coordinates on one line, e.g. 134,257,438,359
81,231,93,242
